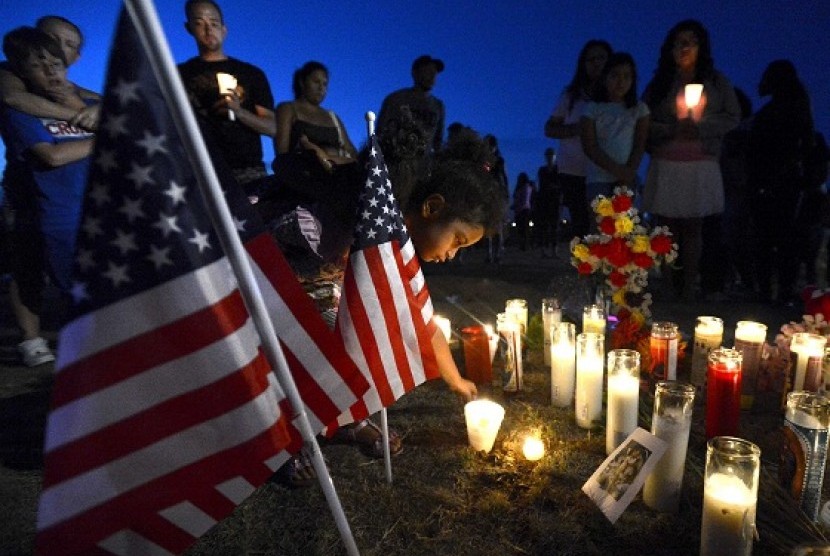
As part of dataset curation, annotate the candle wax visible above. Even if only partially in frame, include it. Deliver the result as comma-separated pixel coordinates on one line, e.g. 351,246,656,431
700,473,756,556
705,362,741,439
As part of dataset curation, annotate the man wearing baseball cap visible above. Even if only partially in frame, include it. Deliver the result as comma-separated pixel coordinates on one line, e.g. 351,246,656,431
377,55,446,209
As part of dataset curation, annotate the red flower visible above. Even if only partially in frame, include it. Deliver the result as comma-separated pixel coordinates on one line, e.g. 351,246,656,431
612,194,633,213
633,253,654,269
651,235,673,255
589,242,608,258
606,237,631,267
577,262,594,275
599,217,616,235
609,270,628,287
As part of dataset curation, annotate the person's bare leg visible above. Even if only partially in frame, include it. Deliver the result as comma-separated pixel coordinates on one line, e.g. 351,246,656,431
9,280,39,340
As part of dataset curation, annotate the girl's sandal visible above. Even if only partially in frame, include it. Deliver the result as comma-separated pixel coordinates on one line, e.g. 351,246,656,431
271,447,317,488
335,419,403,459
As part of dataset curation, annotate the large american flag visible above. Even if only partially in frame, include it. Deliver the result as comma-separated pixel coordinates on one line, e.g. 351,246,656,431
334,135,440,425
36,10,367,555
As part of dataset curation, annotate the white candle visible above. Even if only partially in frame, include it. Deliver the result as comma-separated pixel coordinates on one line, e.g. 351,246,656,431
522,436,545,461
434,315,452,343
576,333,604,429
216,72,238,121
684,83,704,109
582,304,606,335
734,321,767,409
690,316,724,392
700,473,756,556
551,323,576,408
464,400,505,453
506,299,528,334
542,297,562,367
606,374,639,454
791,333,828,391
642,409,692,511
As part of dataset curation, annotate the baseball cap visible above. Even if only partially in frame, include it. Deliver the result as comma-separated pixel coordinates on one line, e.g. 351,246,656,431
412,55,444,73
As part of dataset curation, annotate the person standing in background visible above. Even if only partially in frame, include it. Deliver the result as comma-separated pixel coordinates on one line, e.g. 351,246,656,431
178,0,275,198
535,147,561,257
641,19,739,302
545,39,612,241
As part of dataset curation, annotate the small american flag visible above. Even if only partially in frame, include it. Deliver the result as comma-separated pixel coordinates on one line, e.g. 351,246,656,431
334,135,440,425
36,10,366,555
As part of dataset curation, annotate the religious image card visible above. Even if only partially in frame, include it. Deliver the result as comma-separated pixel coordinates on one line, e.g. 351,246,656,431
581,427,667,524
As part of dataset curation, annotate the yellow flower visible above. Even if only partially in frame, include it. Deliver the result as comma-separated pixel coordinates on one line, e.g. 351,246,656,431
572,243,591,261
595,198,614,217
612,288,628,308
631,235,651,253
615,216,634,235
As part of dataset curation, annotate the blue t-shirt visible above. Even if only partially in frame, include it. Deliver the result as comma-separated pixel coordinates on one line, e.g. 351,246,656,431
582,100,650,183
0,104,93,231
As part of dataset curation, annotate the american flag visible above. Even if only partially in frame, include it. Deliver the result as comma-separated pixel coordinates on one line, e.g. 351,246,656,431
36,11,367,555
334,135,440,425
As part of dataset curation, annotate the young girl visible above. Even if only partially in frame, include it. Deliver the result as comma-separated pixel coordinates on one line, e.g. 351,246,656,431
580,52,650,203
263,118,506,485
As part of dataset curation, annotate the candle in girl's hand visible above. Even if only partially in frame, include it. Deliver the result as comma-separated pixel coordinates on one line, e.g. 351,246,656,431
684,83,703,109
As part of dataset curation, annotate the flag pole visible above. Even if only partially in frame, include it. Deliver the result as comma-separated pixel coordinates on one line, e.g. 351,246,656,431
123,1,360,554
365,111,394,485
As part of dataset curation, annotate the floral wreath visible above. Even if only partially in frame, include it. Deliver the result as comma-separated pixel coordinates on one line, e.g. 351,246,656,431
569,186,678,318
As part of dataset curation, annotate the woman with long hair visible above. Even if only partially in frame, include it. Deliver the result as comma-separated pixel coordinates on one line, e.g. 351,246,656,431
641,20,740,301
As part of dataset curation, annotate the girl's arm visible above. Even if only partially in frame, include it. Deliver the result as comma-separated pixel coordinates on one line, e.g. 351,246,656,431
29,137,95,168
431,327,477,401
625,113,650,173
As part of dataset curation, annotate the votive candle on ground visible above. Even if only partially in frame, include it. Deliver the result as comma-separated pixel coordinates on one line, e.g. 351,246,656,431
790,333,828,392
576,332,604,429
706,348,743,440
700,436,760,556
643,382,696,512
582,304,606,335
606,349,640,454
464,399,505,453
550,322,576,408
690,316,724,395
542,297,562,367
522,436,545,461
734,321,766,410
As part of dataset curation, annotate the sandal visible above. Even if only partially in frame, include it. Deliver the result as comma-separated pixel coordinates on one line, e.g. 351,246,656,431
333,419,403,459
271,447,317,488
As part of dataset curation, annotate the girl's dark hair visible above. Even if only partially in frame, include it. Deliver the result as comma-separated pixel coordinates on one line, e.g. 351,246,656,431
644,19,715,109
759,59,809,103
406,128,506,235
292,61,328,99
595,52,638,108
564,39,613,111
3,26,66,73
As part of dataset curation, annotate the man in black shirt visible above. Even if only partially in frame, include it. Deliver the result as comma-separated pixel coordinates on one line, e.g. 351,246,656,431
178,0,275,196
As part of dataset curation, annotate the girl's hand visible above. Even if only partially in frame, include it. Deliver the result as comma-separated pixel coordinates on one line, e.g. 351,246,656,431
298,135,334,172
674,88,707,122
450,377,478,402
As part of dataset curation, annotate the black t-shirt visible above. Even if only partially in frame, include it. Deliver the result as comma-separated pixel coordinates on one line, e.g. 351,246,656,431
178,56,274,170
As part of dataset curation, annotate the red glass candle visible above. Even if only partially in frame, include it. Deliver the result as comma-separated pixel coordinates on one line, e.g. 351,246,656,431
462,325,492,384
705,348,743,440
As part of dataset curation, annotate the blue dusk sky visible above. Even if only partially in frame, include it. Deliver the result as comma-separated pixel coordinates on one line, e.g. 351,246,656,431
0,0,828,189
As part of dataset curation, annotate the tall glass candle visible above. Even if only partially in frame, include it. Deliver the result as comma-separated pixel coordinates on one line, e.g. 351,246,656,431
497,313,522,393
649,322,679,381
606,349,640,454
790,333,828,392
505,298,528,334
582,304,606,335
462,325,492,385
542,297,562,367
706,348,743,440
550,322,576,408
643,382,696,512
690,316,724,396
576,332,604,429
734,321,766,410
484,324,498,366
780,392,830,521
700,437,760,556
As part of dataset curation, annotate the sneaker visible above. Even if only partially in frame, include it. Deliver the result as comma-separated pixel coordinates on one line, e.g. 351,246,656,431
18,337,55,367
